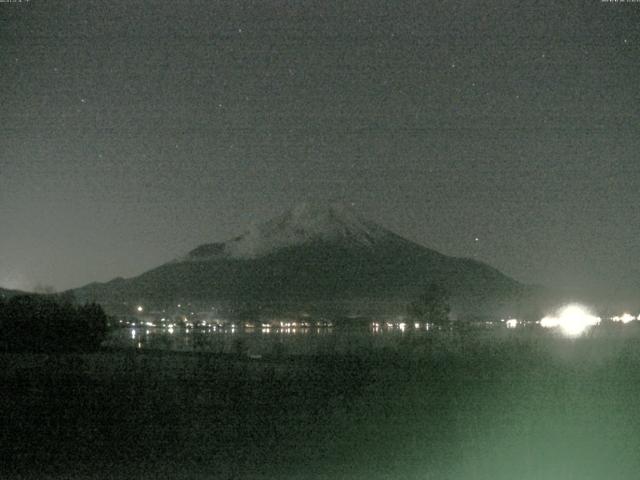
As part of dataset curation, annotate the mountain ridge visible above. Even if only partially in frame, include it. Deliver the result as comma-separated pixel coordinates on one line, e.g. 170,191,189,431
73,203,537,318
180,202,410,262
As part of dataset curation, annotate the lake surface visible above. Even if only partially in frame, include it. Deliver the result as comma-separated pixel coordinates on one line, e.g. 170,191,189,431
104,322,450,356
7,322,640,479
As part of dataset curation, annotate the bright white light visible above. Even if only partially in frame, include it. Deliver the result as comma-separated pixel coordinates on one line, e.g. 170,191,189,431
540,304,600,336
398,322,406,332
505,319,518,329
612,313,635,324
136,305,143,312
540,316,560,329
620,313,635,324
131,329,136,339
168,326,174,334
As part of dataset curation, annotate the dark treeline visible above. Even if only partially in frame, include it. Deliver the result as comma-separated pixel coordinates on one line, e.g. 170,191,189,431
0,294,107,352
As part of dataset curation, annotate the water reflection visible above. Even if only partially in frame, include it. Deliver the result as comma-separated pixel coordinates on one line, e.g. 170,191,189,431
106,320,439,355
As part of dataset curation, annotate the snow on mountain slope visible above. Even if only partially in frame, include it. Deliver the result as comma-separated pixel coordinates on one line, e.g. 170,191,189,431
73,203,529,317
185,203,399,261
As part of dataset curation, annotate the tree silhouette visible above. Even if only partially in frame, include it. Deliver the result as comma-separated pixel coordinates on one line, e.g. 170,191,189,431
408,282,451,324
0,294,108,352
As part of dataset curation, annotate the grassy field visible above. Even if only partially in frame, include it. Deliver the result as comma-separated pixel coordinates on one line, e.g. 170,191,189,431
3,325,640,479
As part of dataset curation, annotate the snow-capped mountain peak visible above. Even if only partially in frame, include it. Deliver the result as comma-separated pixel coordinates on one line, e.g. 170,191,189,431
186,202,393,260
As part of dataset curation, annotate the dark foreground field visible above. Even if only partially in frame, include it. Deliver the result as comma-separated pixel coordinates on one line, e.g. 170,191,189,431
3,327,640,479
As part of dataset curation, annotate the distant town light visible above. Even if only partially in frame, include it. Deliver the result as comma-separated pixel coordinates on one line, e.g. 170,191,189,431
136,305,143,313
540,316,560,329
611,313,635,324
505,318,518,329
620,313,635,324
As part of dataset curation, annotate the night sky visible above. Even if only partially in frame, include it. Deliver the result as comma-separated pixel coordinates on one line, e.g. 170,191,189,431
1,1,639,304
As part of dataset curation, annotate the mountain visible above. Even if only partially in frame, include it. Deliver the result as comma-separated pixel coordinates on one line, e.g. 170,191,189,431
74,203,537,318
181,203,394,261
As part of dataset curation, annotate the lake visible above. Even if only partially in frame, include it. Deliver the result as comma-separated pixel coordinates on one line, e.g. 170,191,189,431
4,322,640,479
104,321,453,356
